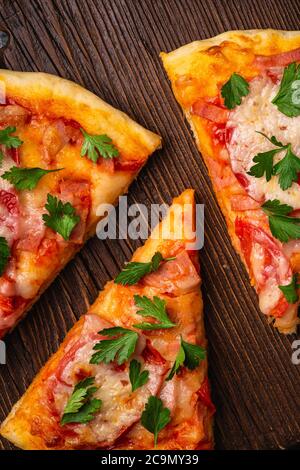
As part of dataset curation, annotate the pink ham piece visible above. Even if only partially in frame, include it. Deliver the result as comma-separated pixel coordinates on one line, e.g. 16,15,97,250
45,314,168,449
0,104,31,127
254,47,300,69
143,250,200,295
191,99,229,123
235,218,293,318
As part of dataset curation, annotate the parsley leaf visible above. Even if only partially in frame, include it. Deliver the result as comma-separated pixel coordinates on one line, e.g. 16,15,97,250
115,252,175,286
166,342,185,380
90,327,138,365
1,166,63,190
129,359,149,392
247,149,279,181
273,145,300,190
0,150,3,166
0,237,10,276
279,274,300,304
167,337,206,380
141,396,171,447
221,73,250,109
272,62,300,117
42,194,80,241
61,377,102,426
181,338,206,370
0,126,22,149
133,295,176,330
248,132,300,190
261,199,293,216
80,128,119,163
262,199,300,243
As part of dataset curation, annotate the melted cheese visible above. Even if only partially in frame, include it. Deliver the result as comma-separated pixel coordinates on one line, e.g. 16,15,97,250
227,73,300,209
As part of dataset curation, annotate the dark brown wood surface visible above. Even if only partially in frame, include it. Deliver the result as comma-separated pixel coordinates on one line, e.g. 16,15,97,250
0,0,300,451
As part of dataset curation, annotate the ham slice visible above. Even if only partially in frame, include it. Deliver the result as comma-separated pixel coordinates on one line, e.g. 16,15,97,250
191,99,229,123
143,250,200,295
0,104,31,127
254,47,300,69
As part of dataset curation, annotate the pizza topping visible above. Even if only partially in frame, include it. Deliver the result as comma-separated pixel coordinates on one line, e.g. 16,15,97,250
80,128,119,163
90,326,139,365
42,194,80,241
129,359,149,392
141,396,171,447
61,377,102,426
47,315,168,448
0,126,22,149
1,166,63,190
133,295,176,330
191,99,229,123
254,47,300,69
279,273,299,304
0,104,31,127
261,199,300,243
115,251,175,286
248,132,300,190
143,250,201,295
227,73,300,209
272,62,300,117
235,218,293,317
221,73,250,109
0,237,10,276
167,336,206,381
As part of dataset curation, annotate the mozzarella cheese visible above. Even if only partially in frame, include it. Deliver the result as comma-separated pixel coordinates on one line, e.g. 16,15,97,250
227,73,300,209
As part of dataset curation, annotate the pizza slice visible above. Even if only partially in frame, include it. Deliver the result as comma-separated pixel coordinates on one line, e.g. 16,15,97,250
161,30,300,333
0,70,161,337
0,189,215,450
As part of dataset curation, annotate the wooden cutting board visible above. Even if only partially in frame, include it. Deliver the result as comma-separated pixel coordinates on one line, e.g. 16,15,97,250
0,0,299,450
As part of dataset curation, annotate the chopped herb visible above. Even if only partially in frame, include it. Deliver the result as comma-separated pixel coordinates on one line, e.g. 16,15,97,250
0,237,10,276
90,327,138,365
221,73,250,109
141,396,171,447
129,359,149,392
80,128,119,163
115,252,175,286
133,295,176,330
42,194,80,241
61,377,102,426
1,166,63,190
279,274,300,304
262,199,300,243
0,126,22,149
272,62,300,117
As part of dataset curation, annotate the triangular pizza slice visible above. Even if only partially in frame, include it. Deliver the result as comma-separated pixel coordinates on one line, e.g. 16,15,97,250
0,70,161,337
161,30,300,333
0,189,214,450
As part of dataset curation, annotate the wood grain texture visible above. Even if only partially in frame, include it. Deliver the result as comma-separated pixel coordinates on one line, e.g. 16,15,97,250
0,0,300,450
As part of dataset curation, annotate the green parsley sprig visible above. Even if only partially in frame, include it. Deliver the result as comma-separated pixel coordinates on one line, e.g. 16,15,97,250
1,166,63,190
272,62,300,117
248,132,300,190
80,129,119,163
115,252,175,286
42,194,80,241
0,126,22,149
141,396,171,447
61,377,102,426
262,199,300,243
133,295,176,330
221,73,250,109
0,237,10,276
167,337,206,380
129,359,149,392
279,274,300,304
90,327,138,365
